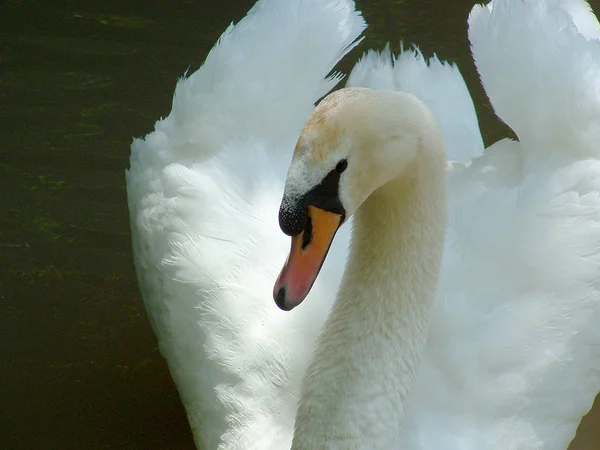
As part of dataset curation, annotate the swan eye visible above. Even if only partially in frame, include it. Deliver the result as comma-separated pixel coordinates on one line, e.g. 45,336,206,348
335,159,348,174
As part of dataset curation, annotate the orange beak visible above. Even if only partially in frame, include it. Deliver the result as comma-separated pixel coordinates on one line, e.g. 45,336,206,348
274,206,342,310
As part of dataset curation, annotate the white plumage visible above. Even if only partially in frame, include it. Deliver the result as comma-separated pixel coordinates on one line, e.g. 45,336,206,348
127,0,600,448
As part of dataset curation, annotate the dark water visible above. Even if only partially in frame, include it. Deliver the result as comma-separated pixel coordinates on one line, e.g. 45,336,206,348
2,0,599,448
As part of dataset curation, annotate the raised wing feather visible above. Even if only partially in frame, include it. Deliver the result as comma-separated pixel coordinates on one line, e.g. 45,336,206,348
126,1,364,447
402,1,600,448
347,45,484,163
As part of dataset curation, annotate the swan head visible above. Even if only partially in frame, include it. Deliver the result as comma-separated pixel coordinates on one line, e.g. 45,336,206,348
274,87,435,310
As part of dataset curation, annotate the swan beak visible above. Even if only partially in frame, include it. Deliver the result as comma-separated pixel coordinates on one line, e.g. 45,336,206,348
274,206,342,311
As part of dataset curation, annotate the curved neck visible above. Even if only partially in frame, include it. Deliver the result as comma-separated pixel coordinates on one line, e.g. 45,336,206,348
292,128,447,449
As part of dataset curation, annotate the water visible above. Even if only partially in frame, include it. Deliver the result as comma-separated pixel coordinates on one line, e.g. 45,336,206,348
1,0,599,447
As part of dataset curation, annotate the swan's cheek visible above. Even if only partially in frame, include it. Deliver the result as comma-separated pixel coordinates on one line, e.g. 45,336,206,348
273,206,342,311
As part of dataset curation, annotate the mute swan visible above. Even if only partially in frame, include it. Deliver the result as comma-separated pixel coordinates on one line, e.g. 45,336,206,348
126,0,600,449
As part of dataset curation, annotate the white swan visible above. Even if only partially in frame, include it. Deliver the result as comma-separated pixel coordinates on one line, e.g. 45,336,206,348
126,0,600,448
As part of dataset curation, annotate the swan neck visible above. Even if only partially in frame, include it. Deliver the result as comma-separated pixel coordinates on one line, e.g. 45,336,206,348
292,126,447,448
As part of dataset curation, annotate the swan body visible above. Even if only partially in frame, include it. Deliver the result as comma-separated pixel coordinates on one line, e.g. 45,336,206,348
127,0,600,448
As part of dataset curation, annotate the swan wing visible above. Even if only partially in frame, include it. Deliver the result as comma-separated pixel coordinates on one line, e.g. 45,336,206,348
347,46,484,163
470,0,600,155
126,1,364,447
402,1,600,448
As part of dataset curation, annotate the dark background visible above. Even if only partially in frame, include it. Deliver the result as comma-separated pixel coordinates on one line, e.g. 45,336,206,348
2,0,599,448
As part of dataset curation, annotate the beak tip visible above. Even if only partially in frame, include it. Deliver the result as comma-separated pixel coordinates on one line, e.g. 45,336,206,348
274,286,294,311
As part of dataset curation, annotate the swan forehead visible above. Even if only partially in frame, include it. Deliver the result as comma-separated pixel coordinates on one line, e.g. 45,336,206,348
293,87,368,161
287,116,348,200
284,153,330,199
294,113,342,163
286,88,369,196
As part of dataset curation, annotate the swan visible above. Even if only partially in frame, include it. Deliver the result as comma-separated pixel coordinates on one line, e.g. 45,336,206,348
126,0,600,448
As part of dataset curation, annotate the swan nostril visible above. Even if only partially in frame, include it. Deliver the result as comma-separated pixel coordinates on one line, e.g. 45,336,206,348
275,287,290,311
301,215,313,250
